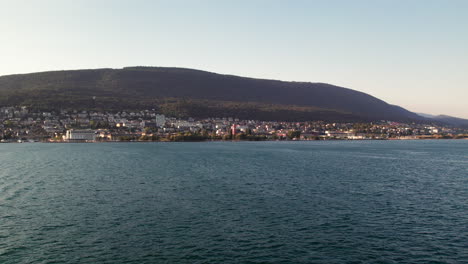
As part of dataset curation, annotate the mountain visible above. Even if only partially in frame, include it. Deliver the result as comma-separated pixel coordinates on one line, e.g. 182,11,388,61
416,113,437,119
0,66,424,122
418,113,468,128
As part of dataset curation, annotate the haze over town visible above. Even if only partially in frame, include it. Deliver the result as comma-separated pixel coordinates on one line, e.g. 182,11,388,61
0,0,467,118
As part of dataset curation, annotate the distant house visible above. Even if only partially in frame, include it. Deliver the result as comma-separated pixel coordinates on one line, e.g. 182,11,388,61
142,121,157,128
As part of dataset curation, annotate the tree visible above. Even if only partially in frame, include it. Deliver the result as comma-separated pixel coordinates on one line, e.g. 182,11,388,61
287,130,301,140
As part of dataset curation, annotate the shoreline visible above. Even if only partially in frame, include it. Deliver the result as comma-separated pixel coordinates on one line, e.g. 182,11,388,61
2,138,467,144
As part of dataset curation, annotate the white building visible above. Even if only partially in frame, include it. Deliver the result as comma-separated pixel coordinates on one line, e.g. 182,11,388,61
64,129,96,141
155,114,166,127
325,131,355,139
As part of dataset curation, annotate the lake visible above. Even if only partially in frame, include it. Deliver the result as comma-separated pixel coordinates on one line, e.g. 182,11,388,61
1,140,467,263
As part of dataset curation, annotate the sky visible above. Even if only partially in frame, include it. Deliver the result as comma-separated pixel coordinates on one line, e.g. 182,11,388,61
0,0,467,118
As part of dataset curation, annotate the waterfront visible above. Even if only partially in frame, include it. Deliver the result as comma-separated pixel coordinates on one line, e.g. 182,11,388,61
1,140,467,263
2,107,467,143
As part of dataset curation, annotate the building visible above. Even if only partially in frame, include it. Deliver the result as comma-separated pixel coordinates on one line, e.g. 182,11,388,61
155,114,166,128
325,131,354,139
231,124,237,135
64,129,96,142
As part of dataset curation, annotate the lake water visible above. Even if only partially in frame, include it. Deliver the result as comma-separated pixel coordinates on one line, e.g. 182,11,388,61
0,140,467,263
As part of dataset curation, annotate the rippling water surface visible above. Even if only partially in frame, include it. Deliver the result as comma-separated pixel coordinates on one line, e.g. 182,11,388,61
1,140,467,263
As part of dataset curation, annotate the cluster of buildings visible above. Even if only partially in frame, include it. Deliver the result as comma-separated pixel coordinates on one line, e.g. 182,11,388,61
0,106,467,142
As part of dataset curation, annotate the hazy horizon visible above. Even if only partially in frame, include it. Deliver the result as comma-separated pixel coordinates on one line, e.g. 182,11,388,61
1,0,466,118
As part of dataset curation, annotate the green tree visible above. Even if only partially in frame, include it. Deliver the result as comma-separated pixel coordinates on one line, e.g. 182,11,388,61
287,130,301,139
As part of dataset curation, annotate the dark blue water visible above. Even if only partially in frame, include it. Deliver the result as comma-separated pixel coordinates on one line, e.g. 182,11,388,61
1,140,467,263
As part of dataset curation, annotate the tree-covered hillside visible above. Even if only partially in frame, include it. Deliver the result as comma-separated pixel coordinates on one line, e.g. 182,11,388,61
0,67,422,122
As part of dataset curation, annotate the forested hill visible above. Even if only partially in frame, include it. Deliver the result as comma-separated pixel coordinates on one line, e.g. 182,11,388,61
0,67,422,122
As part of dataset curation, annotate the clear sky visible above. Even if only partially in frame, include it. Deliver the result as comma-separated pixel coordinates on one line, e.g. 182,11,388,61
0,0,467,118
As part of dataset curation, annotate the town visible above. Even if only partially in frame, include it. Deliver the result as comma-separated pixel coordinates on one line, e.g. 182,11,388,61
1,106,467,143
